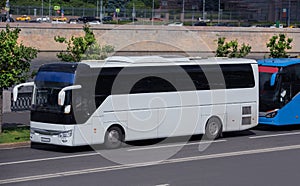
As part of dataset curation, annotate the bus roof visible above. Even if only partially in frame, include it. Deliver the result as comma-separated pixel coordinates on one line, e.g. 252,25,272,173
257,58,300,67
81,56,256,68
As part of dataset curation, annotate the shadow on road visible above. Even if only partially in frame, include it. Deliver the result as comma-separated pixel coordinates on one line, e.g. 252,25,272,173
253,124,300,132
30,142,95,153
222,130,256,138
29,131,257,153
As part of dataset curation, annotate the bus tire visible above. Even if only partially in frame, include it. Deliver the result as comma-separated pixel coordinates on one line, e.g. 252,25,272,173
205,117,222,140
104,126,124,149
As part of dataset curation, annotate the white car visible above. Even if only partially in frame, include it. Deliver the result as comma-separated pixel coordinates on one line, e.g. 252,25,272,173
36,16,50,22
51,20,67,24
198,18,210,22
167,22,183,26
270,24,283,28
87,20,102,25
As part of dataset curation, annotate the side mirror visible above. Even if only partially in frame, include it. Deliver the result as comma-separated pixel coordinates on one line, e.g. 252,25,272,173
13,82,34,101
270,72,278,87
58,85,82,106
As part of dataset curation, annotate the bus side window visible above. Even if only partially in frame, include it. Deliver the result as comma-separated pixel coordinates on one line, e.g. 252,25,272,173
293,65,300,96
280,66,293,103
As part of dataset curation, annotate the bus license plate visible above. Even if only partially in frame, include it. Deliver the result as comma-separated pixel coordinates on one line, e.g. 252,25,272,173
41,137,50,143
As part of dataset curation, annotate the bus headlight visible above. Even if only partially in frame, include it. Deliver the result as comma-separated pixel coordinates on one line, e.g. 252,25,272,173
59,130,73,138
265,109,278,118
30,128,35,135
64,105,71,114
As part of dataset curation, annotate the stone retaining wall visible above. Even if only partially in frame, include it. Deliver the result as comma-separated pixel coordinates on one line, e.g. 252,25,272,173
1,23,300,58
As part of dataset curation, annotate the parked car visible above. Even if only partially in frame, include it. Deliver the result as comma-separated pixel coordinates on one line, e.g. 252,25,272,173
29,19,41,23
102,16,113,22
270,24,283,28
87,20,102,25
16,15,31,21
51,20,67,24
198,18,210,22
68,18,78,24
36,16,50,22
150,17,163,21
193,21,207,26
78,16,100,23
52,17,67,22
167,22,183,26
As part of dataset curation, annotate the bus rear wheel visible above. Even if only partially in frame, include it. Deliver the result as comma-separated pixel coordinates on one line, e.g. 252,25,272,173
104,126,124,149
205,117,222,140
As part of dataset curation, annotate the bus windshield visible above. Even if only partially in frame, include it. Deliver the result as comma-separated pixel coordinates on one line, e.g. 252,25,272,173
33,71,75,111
259,66,281,112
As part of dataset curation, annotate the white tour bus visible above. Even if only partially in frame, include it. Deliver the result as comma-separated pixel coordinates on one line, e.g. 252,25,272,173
13,56,258,148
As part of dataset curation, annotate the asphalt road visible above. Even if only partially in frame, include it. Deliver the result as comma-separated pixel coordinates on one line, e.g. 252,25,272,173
1,125,300,186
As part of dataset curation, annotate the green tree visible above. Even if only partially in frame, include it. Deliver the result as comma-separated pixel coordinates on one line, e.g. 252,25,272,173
54,25,96,62
142,0,160,9
0,24,38,133
215,37,251,58
54,25,114,62
10,0,98,8
125,0,147,9
266,34,293,58
82,44,115,60
0,1,5,8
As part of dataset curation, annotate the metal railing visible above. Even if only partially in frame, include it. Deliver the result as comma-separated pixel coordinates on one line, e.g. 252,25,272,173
11,92,32,111
11,92,50,111
9,4,300,24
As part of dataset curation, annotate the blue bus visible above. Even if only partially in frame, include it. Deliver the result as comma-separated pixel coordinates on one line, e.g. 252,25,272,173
258,58,300,125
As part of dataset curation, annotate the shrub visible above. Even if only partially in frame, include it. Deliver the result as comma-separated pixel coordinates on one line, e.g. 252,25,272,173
215,37,251,58
54,25,114,62
266,34,293,58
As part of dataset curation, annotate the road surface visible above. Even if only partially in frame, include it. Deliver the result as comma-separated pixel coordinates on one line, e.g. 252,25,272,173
1,125,300,185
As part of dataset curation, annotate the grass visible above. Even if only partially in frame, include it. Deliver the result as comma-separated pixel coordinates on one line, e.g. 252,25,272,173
0,126,30,144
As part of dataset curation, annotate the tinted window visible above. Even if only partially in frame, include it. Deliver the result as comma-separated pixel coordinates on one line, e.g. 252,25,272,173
221,64,255,89
131,76,176,93
293,65,300,96
93,64,255,106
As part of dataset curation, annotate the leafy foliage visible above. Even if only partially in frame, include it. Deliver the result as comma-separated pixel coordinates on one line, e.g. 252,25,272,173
82,44,115,60
54,25,114,62
266,34,293,58
215,37,251,58
0,24,38,90
124,0,147,9
0,1,5,8
10,0,98,8
10,0,159,9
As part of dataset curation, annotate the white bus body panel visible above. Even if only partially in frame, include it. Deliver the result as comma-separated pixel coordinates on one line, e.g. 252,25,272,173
29,59,258,146
31,120,93,146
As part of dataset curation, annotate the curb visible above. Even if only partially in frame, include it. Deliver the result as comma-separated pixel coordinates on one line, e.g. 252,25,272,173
0,141,30,149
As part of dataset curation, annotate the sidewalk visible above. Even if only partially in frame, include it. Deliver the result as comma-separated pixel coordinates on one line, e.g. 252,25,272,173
3,111,30,128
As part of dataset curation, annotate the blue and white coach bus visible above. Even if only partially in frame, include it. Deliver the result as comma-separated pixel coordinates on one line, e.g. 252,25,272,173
258,58,300,126
14,56,258,148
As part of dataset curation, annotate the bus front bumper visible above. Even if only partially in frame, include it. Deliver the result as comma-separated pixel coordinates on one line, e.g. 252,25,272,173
30,127,74,146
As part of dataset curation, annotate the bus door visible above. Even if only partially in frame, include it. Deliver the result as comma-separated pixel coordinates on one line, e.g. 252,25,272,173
226,104,242,131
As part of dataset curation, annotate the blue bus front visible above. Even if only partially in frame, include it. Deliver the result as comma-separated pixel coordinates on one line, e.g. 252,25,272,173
258,58,300,126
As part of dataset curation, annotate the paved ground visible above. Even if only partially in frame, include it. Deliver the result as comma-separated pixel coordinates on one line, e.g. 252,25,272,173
1,127,300,185
2,111,30,127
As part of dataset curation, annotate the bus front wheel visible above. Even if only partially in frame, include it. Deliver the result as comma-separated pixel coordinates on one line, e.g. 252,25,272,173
104,126,124,149
205,117,222,140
